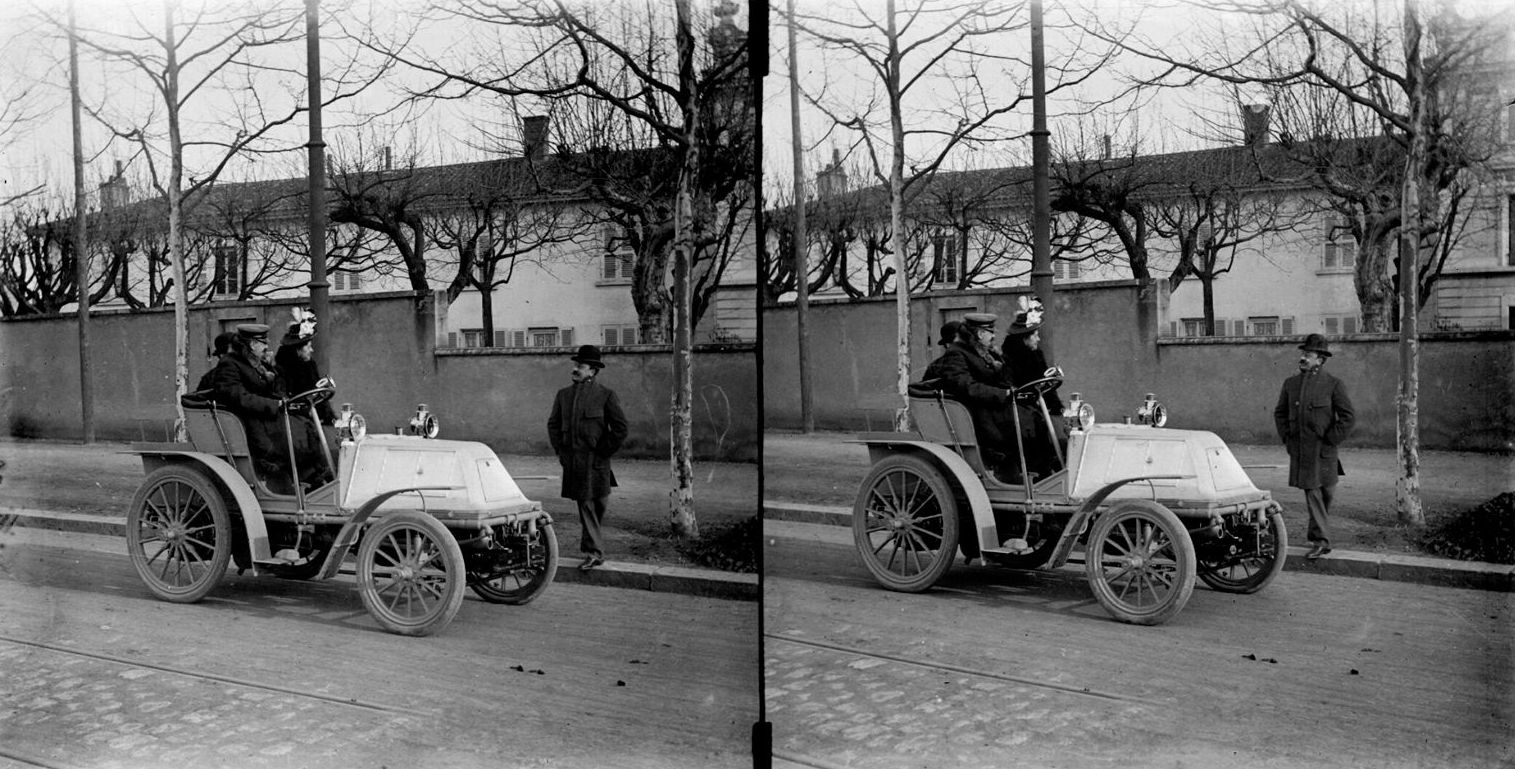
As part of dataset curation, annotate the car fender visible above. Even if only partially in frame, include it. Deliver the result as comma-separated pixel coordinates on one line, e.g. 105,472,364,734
318,485,461,580
1049,474,1192,568
859,439,998,555
137,450,273,563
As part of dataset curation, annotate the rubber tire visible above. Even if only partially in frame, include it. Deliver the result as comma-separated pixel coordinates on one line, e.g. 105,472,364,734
1084,499,1197,626
1198,511,1288,594
127,465,232,603
469,524,559,605
356,511,467,637
852,453,960,593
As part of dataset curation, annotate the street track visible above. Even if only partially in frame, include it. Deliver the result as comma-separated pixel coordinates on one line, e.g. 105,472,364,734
765,633,1140,704
0,633,411,717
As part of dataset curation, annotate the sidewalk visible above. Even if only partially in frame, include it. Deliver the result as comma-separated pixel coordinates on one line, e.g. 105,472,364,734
0,438,757,601
763,430,1515,593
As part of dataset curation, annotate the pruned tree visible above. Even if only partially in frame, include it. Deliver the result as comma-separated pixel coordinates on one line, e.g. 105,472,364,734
326,142,437,293
1084,0,1513,523
785,0,1116,429
42,0,390,437
361,0,752,538
429,159,595,342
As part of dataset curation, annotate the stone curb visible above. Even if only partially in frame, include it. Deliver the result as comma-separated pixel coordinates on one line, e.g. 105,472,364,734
0,506,757,602
763,501,1515,594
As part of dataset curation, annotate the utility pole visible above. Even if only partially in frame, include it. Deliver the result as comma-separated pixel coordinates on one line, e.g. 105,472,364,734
788,0,813,433
305,0,329,370
69,0,95,443
1029,0,1054,361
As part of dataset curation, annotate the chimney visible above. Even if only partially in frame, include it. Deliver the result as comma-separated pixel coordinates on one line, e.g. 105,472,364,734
815,147,847,199
383,146,392,171
99,159,129,210
1241,104,1270,146
523,115,549,160
1102,134,1112,159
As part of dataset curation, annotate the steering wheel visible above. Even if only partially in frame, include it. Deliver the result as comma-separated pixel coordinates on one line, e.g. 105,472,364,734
283,379,336,410
1012,374,1062,403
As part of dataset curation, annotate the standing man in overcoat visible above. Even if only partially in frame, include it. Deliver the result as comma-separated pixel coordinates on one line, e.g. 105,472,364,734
1273,333,1356,560
547,344,629,570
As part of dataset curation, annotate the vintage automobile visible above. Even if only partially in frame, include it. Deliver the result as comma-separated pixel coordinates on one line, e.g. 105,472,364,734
127,383,557,636
852,371,1286,625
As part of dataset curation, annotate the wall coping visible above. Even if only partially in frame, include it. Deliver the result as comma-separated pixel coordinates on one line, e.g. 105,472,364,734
0,290,427,323
1157,329,1515,347
434,342,757,358
764,278,1144,308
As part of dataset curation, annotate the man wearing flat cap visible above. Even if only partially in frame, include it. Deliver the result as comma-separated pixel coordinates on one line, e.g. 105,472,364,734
209,323,297,492
1274,333,1356,560
935,313,1025,482
547,344,629,570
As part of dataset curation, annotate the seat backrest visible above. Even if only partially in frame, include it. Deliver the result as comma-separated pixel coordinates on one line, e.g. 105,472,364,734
183,404,251,458
909,395,987,474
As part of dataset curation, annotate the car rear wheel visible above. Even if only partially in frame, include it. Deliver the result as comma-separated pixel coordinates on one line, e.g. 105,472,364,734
357,511,466,636
1085,500,1196,625
1198,510,1287,594
127,466,232,603
469,523,559,605
853,453,959,592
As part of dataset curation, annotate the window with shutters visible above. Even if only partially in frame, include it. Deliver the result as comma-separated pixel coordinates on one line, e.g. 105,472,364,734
1053,258,1082,281
1322,314,1358,335
511,330,527,348
462,329,485,348
1248,316,1279,336
603,325,639,346
1321,215,1356,272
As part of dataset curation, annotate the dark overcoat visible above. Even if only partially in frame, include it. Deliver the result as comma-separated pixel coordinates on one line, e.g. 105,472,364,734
1273,368,1355,489
934,341,1011,406
208,353,289,477
547,379,629,501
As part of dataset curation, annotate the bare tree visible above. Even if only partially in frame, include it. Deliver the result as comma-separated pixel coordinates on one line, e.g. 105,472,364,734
361,0,751,538
1085,0,1512,523
786,0,1116,429
430,160,594,342
326,143,437,292
44,0,389,437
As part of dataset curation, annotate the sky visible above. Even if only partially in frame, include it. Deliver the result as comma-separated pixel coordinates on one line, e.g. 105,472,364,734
0,0,751,210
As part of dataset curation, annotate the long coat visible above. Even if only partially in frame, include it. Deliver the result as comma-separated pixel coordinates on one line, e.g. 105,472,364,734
547,379,629,501
208,352,289,477
1273,368,1355,490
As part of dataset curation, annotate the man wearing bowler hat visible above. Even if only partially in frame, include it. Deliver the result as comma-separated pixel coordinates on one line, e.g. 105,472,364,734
1274,333,1356,560
547,344,629,570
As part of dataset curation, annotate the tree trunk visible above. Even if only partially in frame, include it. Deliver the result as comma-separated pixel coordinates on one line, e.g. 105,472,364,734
1396,1,1425,525
164,0,189,442
668,0,698,539
1202,274,1216,336
886,0,911,432
788,0,814,434
1356,238,1395,333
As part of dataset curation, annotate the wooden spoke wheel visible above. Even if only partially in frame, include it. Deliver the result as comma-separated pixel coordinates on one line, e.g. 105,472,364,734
1085,500,1196,625
1198,510,1288,594
357,511,466,636
852,454,959,592
127,466,232,603
469,523,559,605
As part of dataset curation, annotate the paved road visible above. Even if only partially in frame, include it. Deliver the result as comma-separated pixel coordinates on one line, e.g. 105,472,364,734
0,529,759,769
764,521,1515,769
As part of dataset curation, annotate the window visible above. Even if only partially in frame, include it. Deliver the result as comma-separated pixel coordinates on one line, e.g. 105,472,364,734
1321,216,1356,271
1323,315,1358,335
1507,196,1515,267
601,252,634,282
1248,316,1279,336
462,329,486,348
528,327,574,347
603,325,639,346
332,271,361,292
1053,258,1082,281
212,244,242,297
1180,318,1206,337
931,233,959,285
